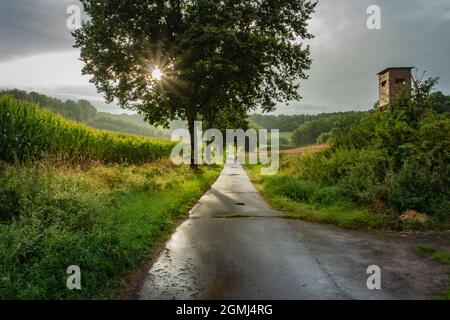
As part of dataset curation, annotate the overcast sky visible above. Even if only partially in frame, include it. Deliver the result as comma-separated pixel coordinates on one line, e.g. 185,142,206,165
0,0,449,114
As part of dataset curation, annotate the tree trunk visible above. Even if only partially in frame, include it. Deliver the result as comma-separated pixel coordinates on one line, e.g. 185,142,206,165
187,114,199,170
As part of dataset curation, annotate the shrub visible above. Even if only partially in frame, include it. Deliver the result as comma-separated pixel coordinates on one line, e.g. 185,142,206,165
279,137,290,146
292,118,334,146
316,132,330,144
269,78,450,222
264,175,317,202
309,186,349,206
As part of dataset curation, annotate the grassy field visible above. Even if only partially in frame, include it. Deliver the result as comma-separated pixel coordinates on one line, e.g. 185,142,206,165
0,160,221,299
0,94,175,164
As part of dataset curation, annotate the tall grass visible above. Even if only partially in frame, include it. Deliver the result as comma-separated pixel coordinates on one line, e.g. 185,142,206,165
0,161,221,299
0,95,175,164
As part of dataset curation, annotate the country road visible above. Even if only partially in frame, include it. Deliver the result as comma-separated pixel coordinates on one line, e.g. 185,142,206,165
137,161,448,300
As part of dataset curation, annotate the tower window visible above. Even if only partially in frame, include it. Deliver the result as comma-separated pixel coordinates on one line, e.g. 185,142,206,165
395,78,405,85
381,80,387,87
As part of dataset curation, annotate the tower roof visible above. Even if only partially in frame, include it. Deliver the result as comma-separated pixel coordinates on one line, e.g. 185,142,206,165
377,67,414,75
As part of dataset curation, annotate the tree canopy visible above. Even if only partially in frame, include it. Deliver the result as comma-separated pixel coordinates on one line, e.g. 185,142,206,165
74,0,316,163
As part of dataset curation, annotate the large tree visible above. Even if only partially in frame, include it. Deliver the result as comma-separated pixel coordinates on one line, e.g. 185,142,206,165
74,0,316,166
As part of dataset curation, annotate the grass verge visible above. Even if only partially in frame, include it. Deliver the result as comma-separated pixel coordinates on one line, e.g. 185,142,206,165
416,245,450,300
0,160,221,299
246,163,432,231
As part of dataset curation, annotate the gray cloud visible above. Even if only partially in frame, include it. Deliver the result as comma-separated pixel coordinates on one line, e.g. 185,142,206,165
0,0,80,61
293,0,450,111
0,0,449,115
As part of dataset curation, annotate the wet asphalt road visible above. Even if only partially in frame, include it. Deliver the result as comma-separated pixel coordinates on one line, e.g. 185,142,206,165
138,162,448,300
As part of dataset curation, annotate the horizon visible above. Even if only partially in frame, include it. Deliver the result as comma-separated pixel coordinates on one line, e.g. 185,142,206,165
0,86,370,118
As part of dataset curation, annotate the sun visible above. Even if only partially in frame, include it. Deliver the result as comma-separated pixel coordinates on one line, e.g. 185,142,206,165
151,67,163,81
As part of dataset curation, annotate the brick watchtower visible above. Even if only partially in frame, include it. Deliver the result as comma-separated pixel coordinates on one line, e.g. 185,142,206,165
378,67,414,107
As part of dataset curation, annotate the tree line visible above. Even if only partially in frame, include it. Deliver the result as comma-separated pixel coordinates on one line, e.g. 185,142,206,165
250,92,450,147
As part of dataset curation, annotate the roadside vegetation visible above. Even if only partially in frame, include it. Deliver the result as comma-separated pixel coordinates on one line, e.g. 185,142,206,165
0,160,220,299
0,94,221,299
248,79,450,231
416,245,450,299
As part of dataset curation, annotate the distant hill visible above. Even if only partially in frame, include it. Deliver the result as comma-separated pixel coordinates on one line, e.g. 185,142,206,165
249,112,368,146
1,89,171,139
249,112,367,133
5,89,448,145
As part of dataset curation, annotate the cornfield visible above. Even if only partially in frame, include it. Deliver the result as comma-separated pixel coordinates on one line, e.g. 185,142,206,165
0,95,175,164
